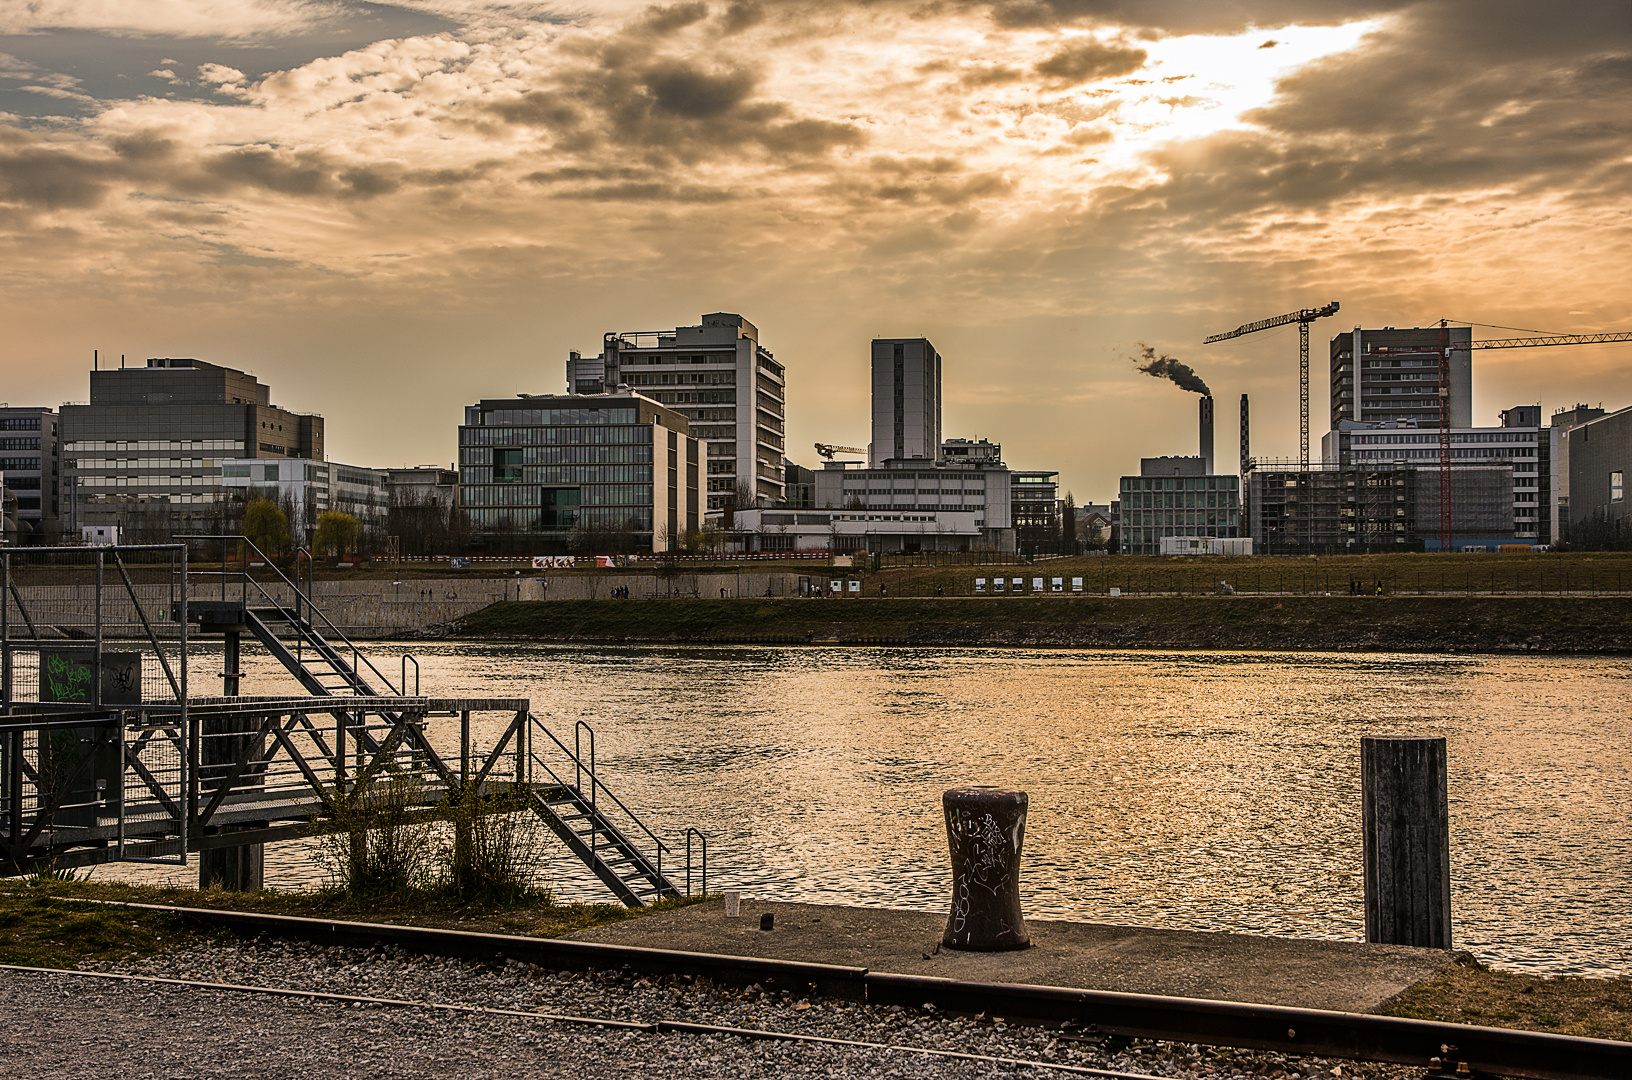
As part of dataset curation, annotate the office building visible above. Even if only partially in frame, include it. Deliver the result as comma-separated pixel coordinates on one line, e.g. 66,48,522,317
0,406,60,543
1566,405,1632,542
566,313,785,511
783,460,816,509
62,358,323,536
1330,326,1472,430
871,337,941,465
458,390,698,554
1117,456,1242,556
1324,406,1556,544
1551,404,1605,538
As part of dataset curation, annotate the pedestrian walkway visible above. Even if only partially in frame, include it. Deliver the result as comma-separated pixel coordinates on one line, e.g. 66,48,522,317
564,899,1465,1014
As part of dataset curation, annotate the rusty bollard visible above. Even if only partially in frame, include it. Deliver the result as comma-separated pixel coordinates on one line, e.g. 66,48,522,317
942,786,1030,950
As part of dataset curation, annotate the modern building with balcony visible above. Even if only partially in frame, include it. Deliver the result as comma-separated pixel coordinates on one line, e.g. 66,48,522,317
458,390,698,554
566,313,784,512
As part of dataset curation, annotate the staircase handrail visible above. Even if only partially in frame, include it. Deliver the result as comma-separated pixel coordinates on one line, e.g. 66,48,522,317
176,534,402,695
528,713,670,860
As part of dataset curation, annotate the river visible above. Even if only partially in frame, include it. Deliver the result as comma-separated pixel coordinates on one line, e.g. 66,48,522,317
110,644,1632,978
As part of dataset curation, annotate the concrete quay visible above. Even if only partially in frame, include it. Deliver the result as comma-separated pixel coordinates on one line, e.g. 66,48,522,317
564,899,1466,1014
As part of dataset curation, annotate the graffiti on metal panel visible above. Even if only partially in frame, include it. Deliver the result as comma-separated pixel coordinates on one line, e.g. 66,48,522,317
42,653,93,703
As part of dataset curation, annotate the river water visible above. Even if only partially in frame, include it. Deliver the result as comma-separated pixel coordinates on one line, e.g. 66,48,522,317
117,644,1632,978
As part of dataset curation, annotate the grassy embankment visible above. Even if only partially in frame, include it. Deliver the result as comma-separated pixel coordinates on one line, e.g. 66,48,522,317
0,878,699,968
2,881,1627,1042
455,594,1632,651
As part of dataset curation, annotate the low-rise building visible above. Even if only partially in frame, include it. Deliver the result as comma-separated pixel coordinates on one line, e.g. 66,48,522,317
729,508,987,554
1118,456,1242,556
812,457,1014,553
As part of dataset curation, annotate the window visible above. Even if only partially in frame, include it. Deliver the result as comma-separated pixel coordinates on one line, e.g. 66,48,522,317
494,448,523,483
1613,472,1624,503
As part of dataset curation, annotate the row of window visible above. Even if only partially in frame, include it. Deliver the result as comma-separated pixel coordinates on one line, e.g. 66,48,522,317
461,470,654,498
66,439,242,451
1126,511,1240,528
1352,432,1536,444
1121,476,1240,492
477,408,640,427
465,507,654,531
72,457,219,470
461,425,652,446
1123,491,1240,510
624,371,736,387
77,475,220,488
651,391,735,405
463,445,653,467
0,439,40,451
0,418,41,430
0,458,41,471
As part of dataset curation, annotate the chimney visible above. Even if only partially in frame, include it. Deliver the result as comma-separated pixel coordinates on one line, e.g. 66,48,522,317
1240,393,1250,477
1199,395,1214,474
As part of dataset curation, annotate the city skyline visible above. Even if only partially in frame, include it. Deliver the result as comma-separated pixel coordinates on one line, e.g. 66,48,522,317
1,1,1628,502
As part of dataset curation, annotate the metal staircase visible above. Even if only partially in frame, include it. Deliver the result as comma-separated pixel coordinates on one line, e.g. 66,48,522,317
179,537,688,906
525,718,679,907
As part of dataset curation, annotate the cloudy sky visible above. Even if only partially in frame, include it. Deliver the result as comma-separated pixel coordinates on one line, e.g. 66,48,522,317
1,0,1628,499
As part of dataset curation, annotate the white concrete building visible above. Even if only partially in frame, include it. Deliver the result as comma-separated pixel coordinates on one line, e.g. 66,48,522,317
812,459,1014,552
567,312,785,511
730,507,987,554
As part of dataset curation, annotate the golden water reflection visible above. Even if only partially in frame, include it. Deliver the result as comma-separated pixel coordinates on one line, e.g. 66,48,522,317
162,645,1632,977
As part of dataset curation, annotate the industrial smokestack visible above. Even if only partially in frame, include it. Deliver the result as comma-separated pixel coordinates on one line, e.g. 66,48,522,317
1240,394,1250,477
1199,395,1214,473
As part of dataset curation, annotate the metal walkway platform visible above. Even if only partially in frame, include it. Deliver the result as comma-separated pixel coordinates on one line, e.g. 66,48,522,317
0,539,694,904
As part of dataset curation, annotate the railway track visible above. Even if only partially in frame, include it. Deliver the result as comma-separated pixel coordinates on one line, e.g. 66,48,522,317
63,901,1632,1080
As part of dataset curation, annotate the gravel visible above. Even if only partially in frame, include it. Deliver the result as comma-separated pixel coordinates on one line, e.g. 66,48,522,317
0,939,1423,1079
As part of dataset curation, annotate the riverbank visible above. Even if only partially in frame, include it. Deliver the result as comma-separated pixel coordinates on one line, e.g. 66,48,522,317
451,595,1632,652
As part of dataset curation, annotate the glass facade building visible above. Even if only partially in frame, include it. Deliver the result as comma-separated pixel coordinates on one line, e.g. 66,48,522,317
1118,466,1242,556
459,392,698,553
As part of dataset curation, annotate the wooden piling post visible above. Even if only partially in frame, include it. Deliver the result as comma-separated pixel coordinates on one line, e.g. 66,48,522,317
1361,736,1451,948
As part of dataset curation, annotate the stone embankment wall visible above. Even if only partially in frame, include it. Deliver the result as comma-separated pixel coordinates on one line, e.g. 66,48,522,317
9,573,813,638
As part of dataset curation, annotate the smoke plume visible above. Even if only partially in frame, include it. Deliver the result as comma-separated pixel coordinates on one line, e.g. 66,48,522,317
1134,343,1210,396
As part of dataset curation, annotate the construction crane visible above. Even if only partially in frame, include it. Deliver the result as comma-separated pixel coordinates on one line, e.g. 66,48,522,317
1431,322,1632,551
813,443,866,459
1205,301,1340,468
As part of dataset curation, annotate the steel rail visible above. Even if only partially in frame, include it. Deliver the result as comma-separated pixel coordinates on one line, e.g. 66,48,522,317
0,964,1144,1079
76,901,1632,1080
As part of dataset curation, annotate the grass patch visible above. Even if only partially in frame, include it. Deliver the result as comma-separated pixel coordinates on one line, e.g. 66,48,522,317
453,595,1632,652
1382,960,1632,1042
0,878,707,953
0,885,201,968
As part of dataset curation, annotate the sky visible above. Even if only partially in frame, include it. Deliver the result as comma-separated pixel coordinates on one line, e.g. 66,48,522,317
1,0,1628,502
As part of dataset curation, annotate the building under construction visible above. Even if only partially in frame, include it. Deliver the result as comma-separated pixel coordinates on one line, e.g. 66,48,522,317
1246,463,1516,554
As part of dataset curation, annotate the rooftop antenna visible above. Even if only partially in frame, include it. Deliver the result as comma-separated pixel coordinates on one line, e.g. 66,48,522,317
121,354,126,369
94,349,98,371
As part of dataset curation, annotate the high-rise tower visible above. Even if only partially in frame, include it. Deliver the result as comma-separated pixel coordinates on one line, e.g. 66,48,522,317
870,337,941,466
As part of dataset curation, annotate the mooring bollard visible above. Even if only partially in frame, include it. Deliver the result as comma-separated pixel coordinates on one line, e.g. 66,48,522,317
942,786,1030,950
1361,736,1451,948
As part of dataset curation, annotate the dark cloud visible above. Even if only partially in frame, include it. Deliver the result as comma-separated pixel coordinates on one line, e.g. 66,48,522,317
1034,40,1146,84
0,138,118,208
976,0,1412,34
719,1,765,33
641,60,758,118
640,2,713,35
